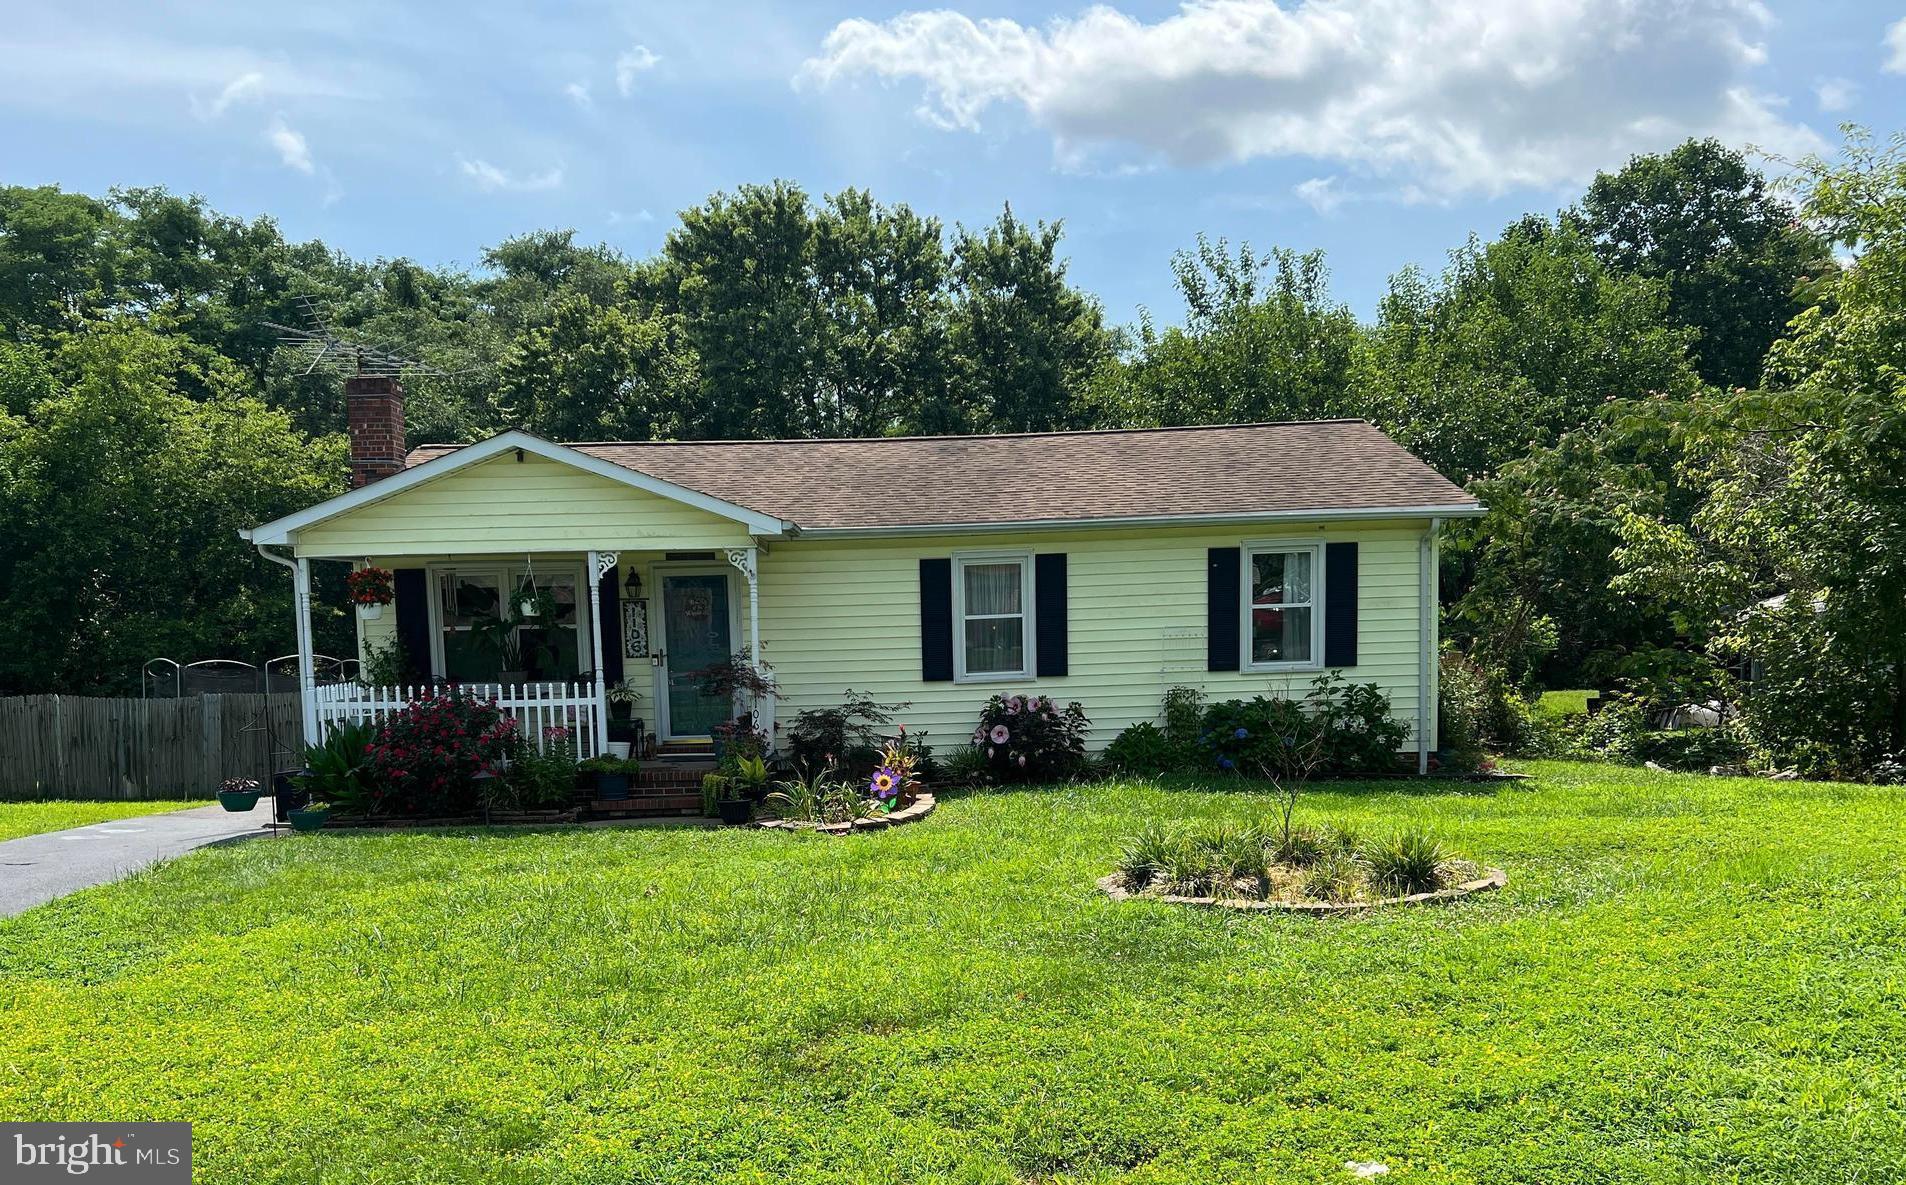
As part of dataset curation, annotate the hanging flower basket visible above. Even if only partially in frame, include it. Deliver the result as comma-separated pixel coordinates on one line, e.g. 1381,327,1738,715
347,566,395,620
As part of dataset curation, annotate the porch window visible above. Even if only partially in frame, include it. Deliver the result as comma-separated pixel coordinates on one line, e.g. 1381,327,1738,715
433,565,588,683
954,553,1033,681
1244,544,1320,669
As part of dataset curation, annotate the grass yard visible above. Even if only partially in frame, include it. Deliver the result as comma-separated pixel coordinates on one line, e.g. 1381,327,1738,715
0,799,200,842
1535,689,1596,718
1,761,1902,1183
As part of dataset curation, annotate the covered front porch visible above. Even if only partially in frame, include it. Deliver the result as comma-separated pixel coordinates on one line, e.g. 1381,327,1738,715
242,431,793,763
288,546,771,759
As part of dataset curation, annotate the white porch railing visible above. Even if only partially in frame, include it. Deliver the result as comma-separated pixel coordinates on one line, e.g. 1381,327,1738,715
311,682,602,759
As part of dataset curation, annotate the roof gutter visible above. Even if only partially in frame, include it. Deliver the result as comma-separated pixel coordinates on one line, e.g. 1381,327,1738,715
794,503,1486,539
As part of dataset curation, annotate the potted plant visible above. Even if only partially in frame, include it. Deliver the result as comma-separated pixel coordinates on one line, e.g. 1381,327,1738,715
216,776,262,812
515,580,557,620
580,754,638,800
606,678,644,759
347,566,395,622
703,773,753,824
288,800,331,832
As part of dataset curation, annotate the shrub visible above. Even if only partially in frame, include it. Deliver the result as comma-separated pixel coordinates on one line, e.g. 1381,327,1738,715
1105,721,1174,775
1632,726,1748,772
1192,819,1270,893
1438,647,1536,765
969,694,1089,781
1199,676,1409,778
1161,685,1205,756
1309,672,1412,771
1361,828,1450,895
1270,822,1330,868
365,691,521,816
785,690,909,777
937,745,992,788
299,720,377,813
505,729,582,809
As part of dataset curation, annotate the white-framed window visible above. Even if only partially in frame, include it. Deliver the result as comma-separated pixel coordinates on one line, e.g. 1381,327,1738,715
953,551,1035,682
430,564,590,683
1242,542,1323,671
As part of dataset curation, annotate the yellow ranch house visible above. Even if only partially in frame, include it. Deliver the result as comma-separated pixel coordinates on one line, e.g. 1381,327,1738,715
243,376,1482,797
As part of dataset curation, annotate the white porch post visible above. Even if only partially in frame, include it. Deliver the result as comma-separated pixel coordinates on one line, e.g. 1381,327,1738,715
295,556,318,747
725,544,769,742
588,550,616,757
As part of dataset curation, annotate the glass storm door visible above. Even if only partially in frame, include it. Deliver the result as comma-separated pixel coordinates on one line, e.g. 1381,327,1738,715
661,573,733,740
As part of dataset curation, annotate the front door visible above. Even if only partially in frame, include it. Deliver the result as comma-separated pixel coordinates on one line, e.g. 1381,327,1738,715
660,572,734,741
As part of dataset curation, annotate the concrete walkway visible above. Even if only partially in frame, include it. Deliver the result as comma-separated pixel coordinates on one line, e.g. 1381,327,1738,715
0,803,270,918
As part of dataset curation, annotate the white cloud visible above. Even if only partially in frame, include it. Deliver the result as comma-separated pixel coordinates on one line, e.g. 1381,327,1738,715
458,156,564,193
197,70,264,118
1815,77,1856,112
1293,175,1343,215
800,0,1822,197
1886,17,1906,74
565,81,593,109
616,44,659,96
265,117,314,174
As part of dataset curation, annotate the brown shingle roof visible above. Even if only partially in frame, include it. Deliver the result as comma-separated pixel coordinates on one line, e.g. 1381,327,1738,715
406,420,1479,531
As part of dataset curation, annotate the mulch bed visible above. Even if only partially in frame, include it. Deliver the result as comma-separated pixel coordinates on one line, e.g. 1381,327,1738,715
754,793,937,835
1096,867,1507,914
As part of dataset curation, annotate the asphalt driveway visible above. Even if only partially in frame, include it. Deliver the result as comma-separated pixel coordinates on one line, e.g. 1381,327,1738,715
0,803,268,917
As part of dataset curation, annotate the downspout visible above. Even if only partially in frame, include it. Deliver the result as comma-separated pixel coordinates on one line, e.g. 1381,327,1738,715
253,538,318,747
1417,518,1442,775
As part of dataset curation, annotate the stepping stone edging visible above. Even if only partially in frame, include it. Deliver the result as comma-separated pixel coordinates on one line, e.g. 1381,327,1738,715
755,793,936,835
1096,867,1506,914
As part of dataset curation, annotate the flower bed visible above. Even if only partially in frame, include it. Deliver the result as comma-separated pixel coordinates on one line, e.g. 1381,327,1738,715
756,792,937,834
1099,819,1504,913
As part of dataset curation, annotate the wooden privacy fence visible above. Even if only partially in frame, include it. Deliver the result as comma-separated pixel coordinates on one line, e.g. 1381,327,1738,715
0,694,304,800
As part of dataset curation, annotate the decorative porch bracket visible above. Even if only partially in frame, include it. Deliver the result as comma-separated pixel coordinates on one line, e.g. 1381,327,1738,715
724,545,772,744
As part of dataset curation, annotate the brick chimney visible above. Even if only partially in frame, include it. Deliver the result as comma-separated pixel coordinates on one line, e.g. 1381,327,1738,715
345,375,406,487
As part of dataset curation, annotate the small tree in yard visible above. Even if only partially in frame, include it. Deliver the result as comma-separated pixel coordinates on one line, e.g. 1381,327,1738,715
1254,725,1328,852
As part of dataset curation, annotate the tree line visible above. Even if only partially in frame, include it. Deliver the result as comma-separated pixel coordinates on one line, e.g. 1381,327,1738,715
2,130,1901,777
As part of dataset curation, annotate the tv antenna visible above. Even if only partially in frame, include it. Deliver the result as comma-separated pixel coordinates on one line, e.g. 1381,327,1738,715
265,296,469,379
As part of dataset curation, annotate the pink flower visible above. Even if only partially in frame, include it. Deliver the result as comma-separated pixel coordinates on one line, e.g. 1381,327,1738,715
989,724,1010,745
1017,755,1027,768
986,747,995,758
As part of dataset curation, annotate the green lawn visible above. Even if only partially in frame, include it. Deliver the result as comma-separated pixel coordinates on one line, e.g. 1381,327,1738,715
1,761,1902,1183
0,799,200,842
1535,688,1596,718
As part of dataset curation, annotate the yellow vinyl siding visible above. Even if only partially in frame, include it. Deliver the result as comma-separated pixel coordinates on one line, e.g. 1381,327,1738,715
757,521,1430,752
293,453,751,558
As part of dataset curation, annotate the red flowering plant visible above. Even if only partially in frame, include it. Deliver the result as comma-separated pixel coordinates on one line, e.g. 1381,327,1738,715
364,689,523,815
345,566,395,607
970,693,1089,782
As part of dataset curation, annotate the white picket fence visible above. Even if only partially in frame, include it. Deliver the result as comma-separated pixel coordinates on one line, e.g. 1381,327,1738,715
311,682,602,758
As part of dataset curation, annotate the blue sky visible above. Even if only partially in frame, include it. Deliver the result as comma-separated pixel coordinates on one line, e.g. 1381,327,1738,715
4,2,1903,323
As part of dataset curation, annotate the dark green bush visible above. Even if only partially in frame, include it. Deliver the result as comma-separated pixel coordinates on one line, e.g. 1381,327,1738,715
1631,727,1748,772
970,694,1089,781
1198,675,1408,777
1105,721,1175,774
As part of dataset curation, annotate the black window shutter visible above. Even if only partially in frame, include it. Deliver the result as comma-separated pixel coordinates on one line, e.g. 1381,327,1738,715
1207,548,1240,672
392,568,435,682
1324,541,1359,668
1034,553,1068,677
920,558,954,682
597,566,624,685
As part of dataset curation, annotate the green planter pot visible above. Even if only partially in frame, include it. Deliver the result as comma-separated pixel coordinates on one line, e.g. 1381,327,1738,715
287,807,330,833
216,789,262,812
716,797,752,825
596,773,631,801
